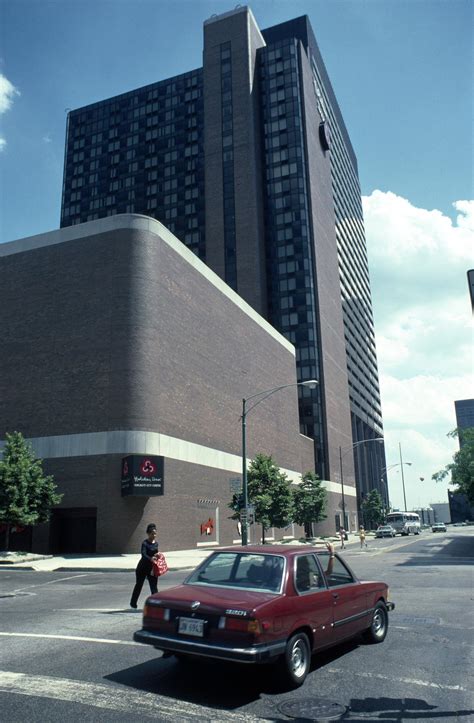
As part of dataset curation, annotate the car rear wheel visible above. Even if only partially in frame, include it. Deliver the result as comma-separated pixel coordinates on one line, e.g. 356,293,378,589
278,632,311,688
363,602,388,643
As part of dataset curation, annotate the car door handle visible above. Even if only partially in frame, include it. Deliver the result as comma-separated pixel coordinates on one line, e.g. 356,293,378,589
332,593,339,599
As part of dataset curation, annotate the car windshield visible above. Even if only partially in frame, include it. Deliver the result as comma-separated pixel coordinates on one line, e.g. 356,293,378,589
185,552,284,593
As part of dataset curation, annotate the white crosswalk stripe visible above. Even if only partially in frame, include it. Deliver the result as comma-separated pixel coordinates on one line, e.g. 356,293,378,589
0,670,269,721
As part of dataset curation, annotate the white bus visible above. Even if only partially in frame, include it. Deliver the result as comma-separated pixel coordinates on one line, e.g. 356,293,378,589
386,512,421,536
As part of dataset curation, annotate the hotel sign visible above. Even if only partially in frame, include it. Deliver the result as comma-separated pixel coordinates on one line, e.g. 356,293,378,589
121,455,164,497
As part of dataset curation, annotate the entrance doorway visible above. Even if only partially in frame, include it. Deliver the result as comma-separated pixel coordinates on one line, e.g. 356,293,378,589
50,508,97,553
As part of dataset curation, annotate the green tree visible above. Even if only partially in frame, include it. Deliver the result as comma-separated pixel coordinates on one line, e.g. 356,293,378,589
0,431,62,550
361,489,385,528
292,471,327,538
229,453,293,544
432,428,474,504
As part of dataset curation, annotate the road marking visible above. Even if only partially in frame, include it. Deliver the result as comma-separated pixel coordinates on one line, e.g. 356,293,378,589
362,538,426,555
12,573,91,593
0,632,141,646
328,667,466,692
53,608,135,612
0,671,266,721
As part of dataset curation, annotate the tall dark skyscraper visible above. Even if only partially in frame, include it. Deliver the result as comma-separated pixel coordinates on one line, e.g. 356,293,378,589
60,7,386,529
455,399,474,437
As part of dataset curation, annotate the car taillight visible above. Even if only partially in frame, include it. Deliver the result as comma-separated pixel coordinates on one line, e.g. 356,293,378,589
224,617,262,634
144,605,170,621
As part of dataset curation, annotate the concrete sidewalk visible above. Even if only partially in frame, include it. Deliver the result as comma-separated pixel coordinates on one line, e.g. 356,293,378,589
0,535,364,573
0,548,214,573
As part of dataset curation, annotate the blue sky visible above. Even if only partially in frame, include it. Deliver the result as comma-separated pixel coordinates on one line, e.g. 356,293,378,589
1,0,473,511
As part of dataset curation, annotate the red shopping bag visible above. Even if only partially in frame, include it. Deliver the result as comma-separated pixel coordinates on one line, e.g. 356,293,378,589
152,552,168,577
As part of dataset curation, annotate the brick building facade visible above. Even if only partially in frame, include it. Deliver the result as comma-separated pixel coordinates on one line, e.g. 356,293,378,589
0,214,320,553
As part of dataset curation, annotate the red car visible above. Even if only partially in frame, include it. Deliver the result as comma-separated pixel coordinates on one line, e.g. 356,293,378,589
134,545,395,687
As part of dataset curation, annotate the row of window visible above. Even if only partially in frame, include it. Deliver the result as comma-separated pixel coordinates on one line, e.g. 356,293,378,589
220,42,237,289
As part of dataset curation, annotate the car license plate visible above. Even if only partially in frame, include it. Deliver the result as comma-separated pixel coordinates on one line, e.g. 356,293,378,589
178,617,204,637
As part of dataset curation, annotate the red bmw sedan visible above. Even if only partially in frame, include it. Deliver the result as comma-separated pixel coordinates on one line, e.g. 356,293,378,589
134,545,395,687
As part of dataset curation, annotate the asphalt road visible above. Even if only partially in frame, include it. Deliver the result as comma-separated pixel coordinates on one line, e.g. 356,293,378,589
1,528,473,722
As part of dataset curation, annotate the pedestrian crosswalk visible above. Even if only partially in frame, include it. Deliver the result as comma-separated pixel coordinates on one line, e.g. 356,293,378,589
0,670,268,721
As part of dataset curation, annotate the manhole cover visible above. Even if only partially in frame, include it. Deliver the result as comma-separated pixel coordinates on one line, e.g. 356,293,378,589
279,697,348,721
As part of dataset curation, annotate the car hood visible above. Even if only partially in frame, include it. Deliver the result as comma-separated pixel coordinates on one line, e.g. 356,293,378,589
147,584,279,613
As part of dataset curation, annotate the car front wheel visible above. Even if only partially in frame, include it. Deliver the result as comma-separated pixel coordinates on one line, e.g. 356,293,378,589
363,602,388,643
278,632,311,688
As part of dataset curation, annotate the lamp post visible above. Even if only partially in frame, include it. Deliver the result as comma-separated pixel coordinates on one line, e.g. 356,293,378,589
241,379,318,545
379,475,391,515
339,438,384,531
399,442,410,511
381,458,412,511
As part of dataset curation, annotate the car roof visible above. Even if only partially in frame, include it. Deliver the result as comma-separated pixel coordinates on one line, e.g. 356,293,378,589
210,545,327,556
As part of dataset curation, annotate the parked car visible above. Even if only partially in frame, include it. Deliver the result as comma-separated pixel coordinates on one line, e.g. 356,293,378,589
134,545,395,688
375,525,397,538
432,522,447,532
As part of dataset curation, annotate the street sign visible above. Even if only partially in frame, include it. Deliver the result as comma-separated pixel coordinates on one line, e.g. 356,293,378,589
229,478,242,493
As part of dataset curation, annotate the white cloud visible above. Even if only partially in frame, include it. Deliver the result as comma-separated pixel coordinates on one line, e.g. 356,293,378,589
383,429,458,510
380,373,473,430
362,191,474,509
0,73,20,152
0,73,20,114
454,200,474,231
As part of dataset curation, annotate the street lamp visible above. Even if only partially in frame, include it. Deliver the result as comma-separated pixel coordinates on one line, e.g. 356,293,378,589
381,457,412,511
241,379,319,545
339,438,384,531
379,476,391,515
399,442,409,511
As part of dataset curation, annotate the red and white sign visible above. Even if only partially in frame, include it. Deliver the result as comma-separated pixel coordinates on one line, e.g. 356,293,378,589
140,459,156,476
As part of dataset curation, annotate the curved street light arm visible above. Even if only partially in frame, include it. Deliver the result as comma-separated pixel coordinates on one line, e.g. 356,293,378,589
243,380,318,417
340,437,384,459
381,461,412,475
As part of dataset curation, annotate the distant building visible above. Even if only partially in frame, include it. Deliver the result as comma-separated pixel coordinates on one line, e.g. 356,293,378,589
467,269,474,312
448,491,474,524
59,7,387,530
416,507,435,525
429,502,451,524
454,399,474,437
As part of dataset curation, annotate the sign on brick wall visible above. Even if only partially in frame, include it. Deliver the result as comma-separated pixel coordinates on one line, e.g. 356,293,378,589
121,455,164,496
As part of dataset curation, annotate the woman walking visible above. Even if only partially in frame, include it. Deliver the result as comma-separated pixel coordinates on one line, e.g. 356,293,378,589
130,523,159,609
359,525,367,549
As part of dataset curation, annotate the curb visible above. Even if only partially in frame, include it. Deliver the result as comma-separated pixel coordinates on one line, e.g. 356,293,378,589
1,565,196,573
0,555,53,565
0,566,36,571
54,566,196,573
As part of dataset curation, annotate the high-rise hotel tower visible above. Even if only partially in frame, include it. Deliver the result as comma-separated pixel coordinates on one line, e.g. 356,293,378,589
60,7,386,528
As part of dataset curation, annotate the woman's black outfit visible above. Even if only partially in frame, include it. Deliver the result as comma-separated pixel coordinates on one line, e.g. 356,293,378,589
130,538,159,608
